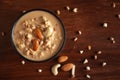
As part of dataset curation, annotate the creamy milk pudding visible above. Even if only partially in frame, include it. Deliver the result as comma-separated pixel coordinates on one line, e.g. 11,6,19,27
12,10,65,61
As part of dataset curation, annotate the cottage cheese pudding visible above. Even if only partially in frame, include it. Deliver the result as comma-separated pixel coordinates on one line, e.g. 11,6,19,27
12,10,65,61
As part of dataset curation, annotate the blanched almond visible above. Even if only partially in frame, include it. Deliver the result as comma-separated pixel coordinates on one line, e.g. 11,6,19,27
34,28,44,40
58,55,68,63
61,63,74,71
32,39,39,51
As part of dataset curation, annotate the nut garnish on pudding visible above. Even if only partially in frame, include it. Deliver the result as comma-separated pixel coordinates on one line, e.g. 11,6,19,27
12,10,64,61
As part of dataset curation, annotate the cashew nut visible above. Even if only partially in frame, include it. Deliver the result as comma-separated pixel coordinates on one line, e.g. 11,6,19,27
71,64,76,78
51,63,61,76
44,27,53,37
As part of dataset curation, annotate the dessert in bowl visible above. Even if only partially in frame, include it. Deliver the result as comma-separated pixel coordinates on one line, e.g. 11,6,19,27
11,9,65,62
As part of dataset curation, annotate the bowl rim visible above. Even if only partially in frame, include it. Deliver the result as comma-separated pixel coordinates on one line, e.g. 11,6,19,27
11,9,66,62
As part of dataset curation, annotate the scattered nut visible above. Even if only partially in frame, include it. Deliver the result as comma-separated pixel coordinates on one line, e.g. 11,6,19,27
102,22,108,28
38,69,42,73
78,30,82,35
111,40,115,43
58,55,68,63
79,50,84,54
66,6,70,11
1,32,5,36
83,59,88,64
22,10,26,13
112,2,116,8
86,74,91,79
102,62,107,67
88,45,91,50
71,64,76,78
86,66,90,71
61,63,74,71
117,14,120,19
74,37,78,42
108,37,116,44
21,60,25,65
94,54,97,60
97,51,102,54
73,8,78,13
56,10,60,15
51,64,61,76
109,37,115,41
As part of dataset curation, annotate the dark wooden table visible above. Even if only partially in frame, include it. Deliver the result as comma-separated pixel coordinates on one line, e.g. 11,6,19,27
0,0,120,80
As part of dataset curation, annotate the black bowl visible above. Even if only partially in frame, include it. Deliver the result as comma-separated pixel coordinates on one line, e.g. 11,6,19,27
11,9,66,62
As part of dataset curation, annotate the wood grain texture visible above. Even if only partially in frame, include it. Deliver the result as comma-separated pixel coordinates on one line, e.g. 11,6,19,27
0,0,120,80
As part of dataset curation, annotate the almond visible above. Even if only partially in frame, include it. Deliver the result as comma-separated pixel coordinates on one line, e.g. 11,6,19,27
58,55,68,63
61,63,74,71
34,28,44,40
32,39,39,51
